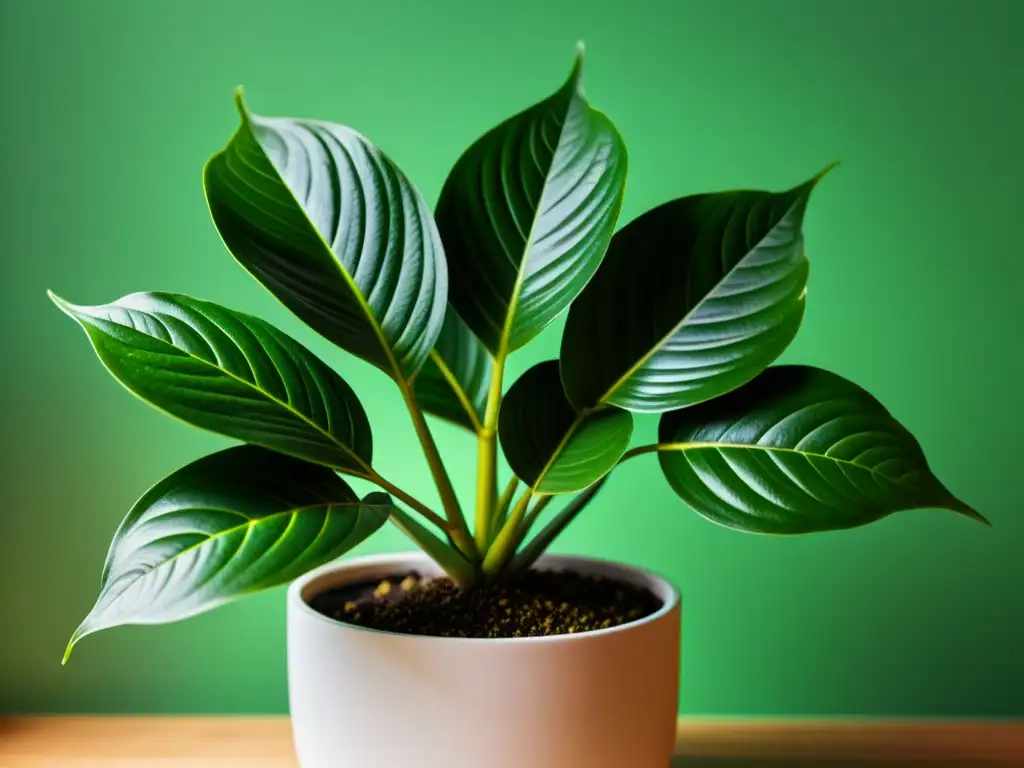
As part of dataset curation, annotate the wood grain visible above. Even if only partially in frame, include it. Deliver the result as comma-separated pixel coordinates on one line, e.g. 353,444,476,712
0,716,1021,766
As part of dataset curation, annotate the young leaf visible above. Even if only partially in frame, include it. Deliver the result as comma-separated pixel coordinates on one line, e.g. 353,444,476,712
204,91,447,382
65,446,391,661
561,169,832,413
656,365,986,533
412,306,491,433
436,45,627,358
498,361,632,494
50,291,373,475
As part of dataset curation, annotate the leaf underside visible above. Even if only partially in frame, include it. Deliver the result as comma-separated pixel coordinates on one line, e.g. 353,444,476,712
657,365,985,533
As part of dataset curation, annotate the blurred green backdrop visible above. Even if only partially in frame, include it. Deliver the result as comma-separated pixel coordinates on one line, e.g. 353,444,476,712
1,0,1021,716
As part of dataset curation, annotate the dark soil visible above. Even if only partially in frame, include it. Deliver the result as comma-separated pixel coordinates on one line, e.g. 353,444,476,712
308,569,663,638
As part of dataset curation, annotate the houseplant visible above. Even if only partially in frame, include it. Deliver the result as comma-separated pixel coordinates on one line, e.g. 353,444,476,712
52,45,984,767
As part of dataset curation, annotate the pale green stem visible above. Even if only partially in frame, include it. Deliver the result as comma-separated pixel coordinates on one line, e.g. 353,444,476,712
388,507,475,587
400,383,478,560
510,494,552,553
474,355,505,550
482,488,533,577
364,471,448,530
489,475,520,546
619,442,691,463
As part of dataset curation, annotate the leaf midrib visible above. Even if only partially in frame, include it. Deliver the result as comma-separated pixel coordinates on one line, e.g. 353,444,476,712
659,441,921,487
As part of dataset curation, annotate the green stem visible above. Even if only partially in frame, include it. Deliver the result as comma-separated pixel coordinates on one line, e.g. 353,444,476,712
365,472,448,531
400,383,478,560
508,477,608,576
514,494,553,550
618,442,687,463
388,507,475,587
474,355,506,551
489,475,520,546
482,487,533,577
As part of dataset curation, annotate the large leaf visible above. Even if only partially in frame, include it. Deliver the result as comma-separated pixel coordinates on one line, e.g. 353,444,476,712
499,360,632,494
561,169,832,413
204,90,446,381
412,305,491,433
656,365,985,533
435,46,627,358
64,445,390,661
50,291,373,474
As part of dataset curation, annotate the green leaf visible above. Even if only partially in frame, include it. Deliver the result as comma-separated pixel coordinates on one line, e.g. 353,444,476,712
412,305,491,433
50,291,373,475
203,90,447,381
436,45,627,358
656,365,986,533
65,445,390,662
561,168,833,413
499,360,632,494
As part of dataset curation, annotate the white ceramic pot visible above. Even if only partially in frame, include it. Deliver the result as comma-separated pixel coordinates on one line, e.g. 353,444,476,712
287,552,681,768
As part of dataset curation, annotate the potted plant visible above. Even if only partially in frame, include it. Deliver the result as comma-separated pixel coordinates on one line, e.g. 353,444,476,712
52,46,984,768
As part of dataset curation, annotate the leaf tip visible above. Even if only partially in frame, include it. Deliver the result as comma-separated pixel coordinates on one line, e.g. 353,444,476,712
47,290,78,317
569,41,586,88
960,505,991,527
233,85,249,118
62,627,85,666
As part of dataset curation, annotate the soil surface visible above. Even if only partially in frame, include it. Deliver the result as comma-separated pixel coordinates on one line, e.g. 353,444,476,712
308,569,663,638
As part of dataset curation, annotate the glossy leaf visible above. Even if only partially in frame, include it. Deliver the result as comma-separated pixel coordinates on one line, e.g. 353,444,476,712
50,291,373,474
65,446,391,661
436,46,627,358
561,169,832,413
204,90,447,381
657,365,986,533
412,306,491,432
499,360,632,494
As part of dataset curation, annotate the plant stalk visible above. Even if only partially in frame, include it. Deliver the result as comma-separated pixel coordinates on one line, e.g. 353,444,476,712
489,475,520,546
512,494,553,551
482,487,533,577
365,472,448,531
388,507,475,587
474,355,506,550
400,383,478,560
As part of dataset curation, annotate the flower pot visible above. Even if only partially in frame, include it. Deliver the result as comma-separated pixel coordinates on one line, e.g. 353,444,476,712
287,552,681,768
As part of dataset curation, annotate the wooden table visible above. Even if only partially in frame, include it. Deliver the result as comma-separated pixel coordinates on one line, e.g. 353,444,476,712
1,717,1021,766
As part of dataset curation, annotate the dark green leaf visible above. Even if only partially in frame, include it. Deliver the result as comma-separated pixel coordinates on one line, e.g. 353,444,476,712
50,291,373,474
65,445,390,661
561,169,832,413
412,306,491,433
204,90,446,381
499,360,632,494
436,46,627,358
657,365,986,533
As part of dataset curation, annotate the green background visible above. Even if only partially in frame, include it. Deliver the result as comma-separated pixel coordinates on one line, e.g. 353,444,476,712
2,0,1021,716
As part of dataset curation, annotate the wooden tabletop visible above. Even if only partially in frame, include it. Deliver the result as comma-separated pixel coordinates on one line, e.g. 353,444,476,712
1,716,1021,766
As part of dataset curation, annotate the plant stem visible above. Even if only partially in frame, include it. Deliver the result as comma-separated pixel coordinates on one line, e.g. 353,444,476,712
474,355,505,551
618,442,688,463
366,472,448,531
482,487,533,577
489,475,520,546
508,477,608,576
388,507,475,587
400,383,478,560
514,494,553,550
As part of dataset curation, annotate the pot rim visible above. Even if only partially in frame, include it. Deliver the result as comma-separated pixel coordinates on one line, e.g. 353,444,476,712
288,551,681,645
